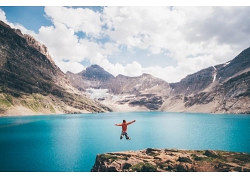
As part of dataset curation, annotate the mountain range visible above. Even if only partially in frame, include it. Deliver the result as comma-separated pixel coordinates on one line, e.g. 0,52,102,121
67,49,250,114
0,20,249,116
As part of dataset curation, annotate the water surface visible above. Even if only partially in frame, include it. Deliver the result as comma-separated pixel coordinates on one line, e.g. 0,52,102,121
0,112,249,171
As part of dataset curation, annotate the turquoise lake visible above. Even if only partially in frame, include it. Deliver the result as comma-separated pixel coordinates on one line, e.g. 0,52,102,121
0,112,249,172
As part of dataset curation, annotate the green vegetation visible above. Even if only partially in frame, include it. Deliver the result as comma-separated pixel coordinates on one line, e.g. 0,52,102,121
191,154,216,162
99,154,118,162
191,154,203,161
232,153,250,164
32,94,44,101
49,104,56,113
0,86,5,93
191,153,227,163
130,162,157,172
122,163,132,170
0,93,13,109
20,94,54,112
146,148,160,156
20,99,41,112
0,92,58,114
4,94,13,104
0,98,12,107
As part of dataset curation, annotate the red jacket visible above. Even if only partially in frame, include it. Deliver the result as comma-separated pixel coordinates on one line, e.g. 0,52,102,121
116,121,135,132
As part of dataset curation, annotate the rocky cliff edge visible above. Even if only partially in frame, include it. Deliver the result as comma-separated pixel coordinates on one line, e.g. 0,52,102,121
91,148,250,172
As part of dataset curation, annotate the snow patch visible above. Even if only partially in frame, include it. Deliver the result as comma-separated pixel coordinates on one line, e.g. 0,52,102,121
86,88,109,99
212,66,217,82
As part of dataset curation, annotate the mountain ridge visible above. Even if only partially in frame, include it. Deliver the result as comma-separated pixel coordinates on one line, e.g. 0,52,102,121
0,20,111,116
67,48,250,114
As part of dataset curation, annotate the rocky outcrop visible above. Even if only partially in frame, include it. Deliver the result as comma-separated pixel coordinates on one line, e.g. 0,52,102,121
23,34,54,65
0,20,111,116
129,94,163,110
91,148,250,172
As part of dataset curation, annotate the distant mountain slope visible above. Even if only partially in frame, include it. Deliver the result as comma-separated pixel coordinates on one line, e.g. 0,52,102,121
66,64,115,90
169,66,218,95
163,47,250,114
67,48,249,114
67,67,171,111
217,47,250,83
100,73,170,96
170,47,250,96
0,21,110,116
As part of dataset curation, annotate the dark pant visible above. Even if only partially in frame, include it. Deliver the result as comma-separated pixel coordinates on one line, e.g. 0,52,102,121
120,132,130,139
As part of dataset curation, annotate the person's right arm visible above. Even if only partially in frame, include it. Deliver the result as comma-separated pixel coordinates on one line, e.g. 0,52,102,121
115,123,122,126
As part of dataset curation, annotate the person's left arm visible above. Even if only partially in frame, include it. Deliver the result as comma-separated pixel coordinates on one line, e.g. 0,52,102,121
127,120,136,125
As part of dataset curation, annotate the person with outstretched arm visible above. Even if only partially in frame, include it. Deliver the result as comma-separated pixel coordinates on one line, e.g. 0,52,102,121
115,120,136,140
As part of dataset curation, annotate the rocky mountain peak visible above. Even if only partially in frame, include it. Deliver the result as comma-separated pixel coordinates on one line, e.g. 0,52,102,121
79,64,115,81
140,73,152,77
88,64,102,69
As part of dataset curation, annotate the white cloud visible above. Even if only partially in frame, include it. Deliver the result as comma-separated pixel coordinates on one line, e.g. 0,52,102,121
1,7,250,83
100,7,249,81
44,7,103,37
0,9,7,22
180,7,250,46
57,60,85,73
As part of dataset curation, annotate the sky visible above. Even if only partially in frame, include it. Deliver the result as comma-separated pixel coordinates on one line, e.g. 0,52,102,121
0,6,250,82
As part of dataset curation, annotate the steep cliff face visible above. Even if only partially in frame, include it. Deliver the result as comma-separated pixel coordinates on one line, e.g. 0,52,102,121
91,149,250,172
0,21,110,116
217,47,250,83
0,21,60,96
170,66,217,96
170,48,250,96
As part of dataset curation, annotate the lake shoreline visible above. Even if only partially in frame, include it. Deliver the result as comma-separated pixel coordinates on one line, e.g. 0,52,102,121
1,110,249,118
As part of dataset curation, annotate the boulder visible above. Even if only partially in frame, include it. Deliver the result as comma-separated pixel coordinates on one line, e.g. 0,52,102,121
204,150,218,158
178,156,192,163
